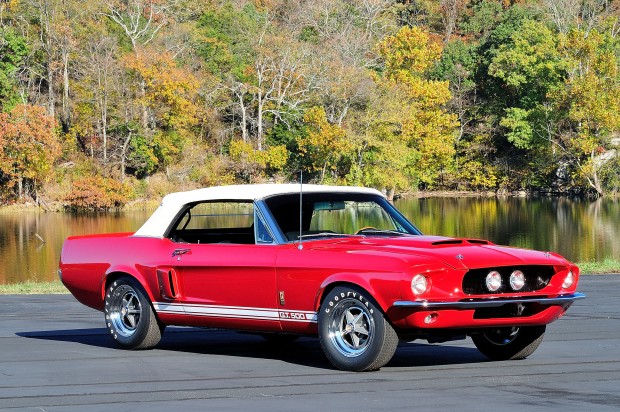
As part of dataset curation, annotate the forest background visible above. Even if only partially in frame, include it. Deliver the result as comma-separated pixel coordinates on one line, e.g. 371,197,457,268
1,0,619,210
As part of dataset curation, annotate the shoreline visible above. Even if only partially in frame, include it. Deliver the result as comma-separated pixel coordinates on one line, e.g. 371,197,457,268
2,189,618,213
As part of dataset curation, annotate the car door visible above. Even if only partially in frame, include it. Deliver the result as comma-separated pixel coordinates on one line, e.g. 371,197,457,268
166,201,280,331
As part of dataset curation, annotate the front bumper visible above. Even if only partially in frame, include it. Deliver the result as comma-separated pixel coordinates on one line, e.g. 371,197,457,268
391,293,585,329
393,292,586,310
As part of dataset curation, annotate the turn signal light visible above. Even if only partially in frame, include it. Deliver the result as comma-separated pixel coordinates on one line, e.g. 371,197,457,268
562,270,574,289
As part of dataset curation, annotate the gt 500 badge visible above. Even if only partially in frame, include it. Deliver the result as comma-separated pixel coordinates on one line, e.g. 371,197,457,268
279,311,307,320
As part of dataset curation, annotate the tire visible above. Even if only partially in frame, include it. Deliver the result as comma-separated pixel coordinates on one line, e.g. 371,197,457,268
471,325,546,360
104,276,163,349
318,286,399,371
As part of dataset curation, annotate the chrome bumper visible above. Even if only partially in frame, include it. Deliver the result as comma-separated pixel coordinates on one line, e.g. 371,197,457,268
393,292,586,310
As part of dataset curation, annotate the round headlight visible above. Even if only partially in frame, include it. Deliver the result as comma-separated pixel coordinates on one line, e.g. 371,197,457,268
562,270,574,289
509,270,525,291
485,271,502,292
411,274,428,295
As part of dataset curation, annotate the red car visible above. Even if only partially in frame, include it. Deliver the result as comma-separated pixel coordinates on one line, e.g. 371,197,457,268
59,184,584,371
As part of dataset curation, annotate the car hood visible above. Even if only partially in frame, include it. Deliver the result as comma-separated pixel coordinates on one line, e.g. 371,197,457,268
304,235,569,270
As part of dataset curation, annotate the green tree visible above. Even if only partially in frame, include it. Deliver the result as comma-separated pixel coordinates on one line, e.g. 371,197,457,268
0,28,28,111
488,19,567,150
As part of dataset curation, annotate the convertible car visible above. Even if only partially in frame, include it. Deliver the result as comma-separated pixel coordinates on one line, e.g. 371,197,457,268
59,184,584,371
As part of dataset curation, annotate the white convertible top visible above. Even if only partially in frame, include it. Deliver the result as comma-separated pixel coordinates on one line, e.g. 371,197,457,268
134,184,384,238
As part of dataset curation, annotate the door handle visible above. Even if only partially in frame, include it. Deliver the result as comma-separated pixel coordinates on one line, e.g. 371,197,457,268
172,248,192,257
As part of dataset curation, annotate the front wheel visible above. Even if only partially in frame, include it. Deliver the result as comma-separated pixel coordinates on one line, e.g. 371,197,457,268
318,286,398,371
471,325,546,360
104,277,163,349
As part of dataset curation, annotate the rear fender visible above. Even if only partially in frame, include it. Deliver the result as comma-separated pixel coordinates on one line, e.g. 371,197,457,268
103,265,155,303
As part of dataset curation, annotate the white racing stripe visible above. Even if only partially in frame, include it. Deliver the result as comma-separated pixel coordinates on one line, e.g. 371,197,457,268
153,302,317,323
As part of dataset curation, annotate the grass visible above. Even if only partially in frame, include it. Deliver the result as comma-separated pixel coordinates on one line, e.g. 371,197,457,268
576,258,620,275
0,260,618,295
0,280,68,295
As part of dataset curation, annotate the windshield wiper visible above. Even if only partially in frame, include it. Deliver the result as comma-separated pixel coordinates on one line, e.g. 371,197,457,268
356,229,409,236
298,232,348,240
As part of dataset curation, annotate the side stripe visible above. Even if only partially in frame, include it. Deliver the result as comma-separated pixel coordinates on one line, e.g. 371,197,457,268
153,302,317,323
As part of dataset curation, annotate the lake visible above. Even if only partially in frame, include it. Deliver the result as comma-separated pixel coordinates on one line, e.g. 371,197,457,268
1,196,618,285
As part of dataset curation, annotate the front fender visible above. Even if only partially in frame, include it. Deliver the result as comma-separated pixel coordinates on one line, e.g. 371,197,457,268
314,272,403,313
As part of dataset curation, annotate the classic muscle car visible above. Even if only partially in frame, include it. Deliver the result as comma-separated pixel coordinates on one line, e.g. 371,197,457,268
59,184,584,371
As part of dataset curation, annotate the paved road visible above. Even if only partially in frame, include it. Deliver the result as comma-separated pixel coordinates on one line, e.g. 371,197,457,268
0,275,618,411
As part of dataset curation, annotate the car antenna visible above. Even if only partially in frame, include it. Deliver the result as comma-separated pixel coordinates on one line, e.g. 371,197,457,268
298,169,303,250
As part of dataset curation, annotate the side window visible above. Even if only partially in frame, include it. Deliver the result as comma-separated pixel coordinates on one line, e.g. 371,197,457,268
169,201,255,244
255,211,275,244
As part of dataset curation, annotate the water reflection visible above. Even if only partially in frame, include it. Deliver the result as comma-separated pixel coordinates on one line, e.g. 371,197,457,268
1,197,618,284
0,211,151,285
396,197,620,263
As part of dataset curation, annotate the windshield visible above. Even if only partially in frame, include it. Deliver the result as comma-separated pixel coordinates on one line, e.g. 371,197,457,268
263,193,421,241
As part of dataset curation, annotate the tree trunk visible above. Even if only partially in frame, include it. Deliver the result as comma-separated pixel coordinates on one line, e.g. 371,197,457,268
121,132,132,182
140,78,148,130
101,93,108,162
46,59,55,118
238,90,247,143
62,48,70,130
257,91,264,151
320,162,327,183
386,187,395,203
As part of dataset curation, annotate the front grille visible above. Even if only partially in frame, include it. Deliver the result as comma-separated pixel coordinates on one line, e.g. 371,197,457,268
463,266,554,295
473,302,546,319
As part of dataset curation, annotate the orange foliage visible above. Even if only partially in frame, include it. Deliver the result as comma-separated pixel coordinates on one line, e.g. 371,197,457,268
0,104,60,199
124,51,200,131
64,176,132,211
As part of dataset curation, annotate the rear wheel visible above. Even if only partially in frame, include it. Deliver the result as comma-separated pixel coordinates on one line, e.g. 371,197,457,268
318,286,398,371
104,277,163,349
471,325,546,360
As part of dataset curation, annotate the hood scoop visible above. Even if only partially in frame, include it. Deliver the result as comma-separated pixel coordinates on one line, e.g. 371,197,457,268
431,239,490,246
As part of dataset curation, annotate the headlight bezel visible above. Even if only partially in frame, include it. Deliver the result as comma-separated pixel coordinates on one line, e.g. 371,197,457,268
485,270,502,292
411,274,429,296
509,270,526,291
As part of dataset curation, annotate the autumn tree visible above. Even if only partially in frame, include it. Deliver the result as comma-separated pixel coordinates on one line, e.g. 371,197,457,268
0,104,60,202
122,51,200,177
104,0,175,130
368,26,458,196
228,139,288,182
71,21,122,162
551,28,620,195
297,106,351,183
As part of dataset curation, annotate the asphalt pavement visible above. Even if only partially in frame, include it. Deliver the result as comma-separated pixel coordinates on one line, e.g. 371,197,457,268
0,275,618,411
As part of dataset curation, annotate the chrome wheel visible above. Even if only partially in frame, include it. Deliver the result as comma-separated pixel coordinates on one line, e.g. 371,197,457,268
105,277,163,349
108,284,142,338
328,299,375,357
319,286,399,371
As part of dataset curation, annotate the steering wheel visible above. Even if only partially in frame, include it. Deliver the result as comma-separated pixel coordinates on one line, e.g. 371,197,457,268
354,226,377,235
